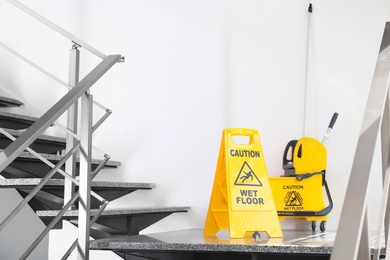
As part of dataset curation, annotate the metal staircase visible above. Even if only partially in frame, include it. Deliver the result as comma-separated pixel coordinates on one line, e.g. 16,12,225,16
0,1,190,259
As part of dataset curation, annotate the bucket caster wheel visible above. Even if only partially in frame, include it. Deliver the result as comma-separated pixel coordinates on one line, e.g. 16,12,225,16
311,221,316,231
253,232,261,241
320,221,326,232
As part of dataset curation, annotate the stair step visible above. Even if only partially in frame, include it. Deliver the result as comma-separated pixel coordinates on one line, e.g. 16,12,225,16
0,150,121,179
89,229,335,259
0,128,66,154
0,111,37,130
0,96,23,107
0,178,155,210
37,207,190,236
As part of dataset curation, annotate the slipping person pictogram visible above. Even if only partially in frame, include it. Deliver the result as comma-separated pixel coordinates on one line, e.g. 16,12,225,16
234,161,262,186
240,171,254,183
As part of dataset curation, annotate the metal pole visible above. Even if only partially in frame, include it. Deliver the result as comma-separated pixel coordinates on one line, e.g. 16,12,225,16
64,43,80,209
357,209,370,260
381,88,390,248
373,165,390,260
303,3,312,136
77,92,93,260
331,22,390,260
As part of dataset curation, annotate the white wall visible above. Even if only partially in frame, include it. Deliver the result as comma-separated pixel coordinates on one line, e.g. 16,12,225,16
1,0,390,259
0,189,48,260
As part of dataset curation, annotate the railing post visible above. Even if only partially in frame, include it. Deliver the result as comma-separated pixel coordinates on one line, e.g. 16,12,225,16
64,43,80,208
77,92,93,260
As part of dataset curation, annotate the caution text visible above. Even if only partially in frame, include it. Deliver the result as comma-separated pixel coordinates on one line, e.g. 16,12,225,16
283,185,304,189
230,149,260,158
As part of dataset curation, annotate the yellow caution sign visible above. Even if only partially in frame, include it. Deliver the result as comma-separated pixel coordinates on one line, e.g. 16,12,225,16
204,128,283,238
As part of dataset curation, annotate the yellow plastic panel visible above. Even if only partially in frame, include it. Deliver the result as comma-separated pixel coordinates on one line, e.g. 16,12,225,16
293,137,327,174
204,128,282,238
269,175,326,213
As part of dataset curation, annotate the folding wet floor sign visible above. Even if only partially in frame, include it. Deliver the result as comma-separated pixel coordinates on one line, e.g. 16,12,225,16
204,128,283,238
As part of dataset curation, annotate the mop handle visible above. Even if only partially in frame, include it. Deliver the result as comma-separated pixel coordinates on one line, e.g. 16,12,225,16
322,112,338,144
303,3,313,137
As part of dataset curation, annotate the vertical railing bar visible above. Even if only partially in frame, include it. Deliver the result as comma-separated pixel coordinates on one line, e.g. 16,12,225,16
92,109,112,133
77,92,93,260
6,0,106,59
0,144,79,232
64,44,80,209
61,200,109,260
20,191,80,260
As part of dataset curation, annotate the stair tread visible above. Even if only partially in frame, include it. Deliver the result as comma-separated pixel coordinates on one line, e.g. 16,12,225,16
36,206,191,217
89,229,335,254
0,110,37,121
0,96,23,107
0,149,121,167
0,128,66,143
0,178,155,189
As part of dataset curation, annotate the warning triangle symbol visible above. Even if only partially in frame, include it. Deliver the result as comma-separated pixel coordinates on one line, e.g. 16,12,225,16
234,161,262,186
284,191,303,206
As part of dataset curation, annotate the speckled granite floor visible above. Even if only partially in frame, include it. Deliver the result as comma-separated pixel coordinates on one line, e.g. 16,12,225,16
90,228,386,260
90,229,336,254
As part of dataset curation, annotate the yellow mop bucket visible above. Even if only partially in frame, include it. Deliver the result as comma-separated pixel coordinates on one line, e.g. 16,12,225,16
269,113,337,232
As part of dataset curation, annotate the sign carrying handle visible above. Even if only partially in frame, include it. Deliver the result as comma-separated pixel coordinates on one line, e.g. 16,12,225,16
226,128,258,147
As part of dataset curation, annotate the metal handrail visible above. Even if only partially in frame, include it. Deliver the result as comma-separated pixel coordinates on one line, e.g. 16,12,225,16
0,2,124,259
6,0,106,59
0,55,121,173
0,55,121,259
0,40,112,113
